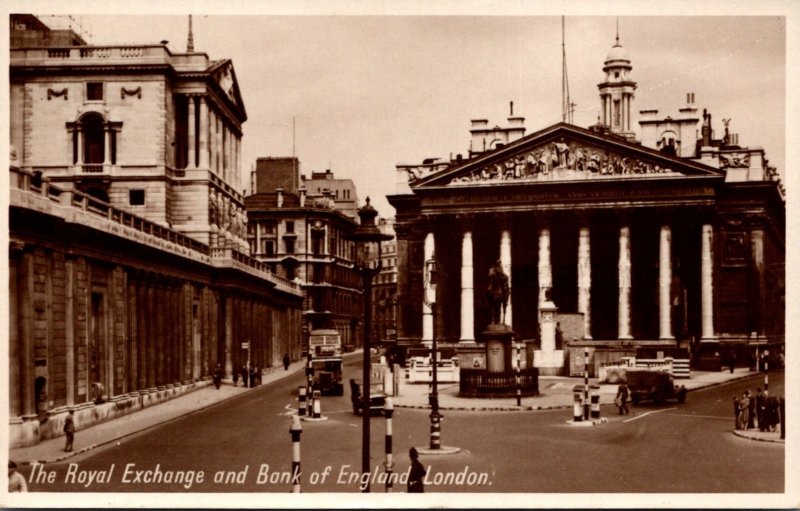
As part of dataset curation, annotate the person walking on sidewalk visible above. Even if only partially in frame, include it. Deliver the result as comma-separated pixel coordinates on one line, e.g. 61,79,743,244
63,410,75,452
213,363,223,389
756,388,765,431
8,461,27,492
283,353,290,371
733,395,741,429
407,447,426,493
615,383,629,415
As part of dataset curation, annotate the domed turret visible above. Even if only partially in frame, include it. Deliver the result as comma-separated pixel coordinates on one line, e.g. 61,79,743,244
597,28,637,142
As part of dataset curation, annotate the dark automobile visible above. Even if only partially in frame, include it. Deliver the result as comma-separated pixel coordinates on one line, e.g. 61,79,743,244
349,378,386,415
626,369,687,405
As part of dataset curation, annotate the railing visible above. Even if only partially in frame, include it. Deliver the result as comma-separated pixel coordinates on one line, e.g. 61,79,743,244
459,368,539,397
10,166,299,293
82,164,105,174
13,45,171,63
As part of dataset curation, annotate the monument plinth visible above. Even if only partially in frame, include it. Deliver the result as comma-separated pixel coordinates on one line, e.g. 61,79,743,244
534,300,565,376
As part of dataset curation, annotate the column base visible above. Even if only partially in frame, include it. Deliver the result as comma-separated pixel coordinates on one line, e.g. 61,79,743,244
700,337,718,343
659,336,675,341
618,335,634,340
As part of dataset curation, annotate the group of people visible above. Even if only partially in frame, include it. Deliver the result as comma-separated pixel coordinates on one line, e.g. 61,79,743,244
733,387,781,432
232,364,262,388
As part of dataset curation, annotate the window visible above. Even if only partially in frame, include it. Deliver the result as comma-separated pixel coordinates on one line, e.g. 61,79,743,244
129,189,145,206
614,71,620,79
285,238,295,254
285,220,295,233
86,82,104,101
261,239,275,256
260,222,276,235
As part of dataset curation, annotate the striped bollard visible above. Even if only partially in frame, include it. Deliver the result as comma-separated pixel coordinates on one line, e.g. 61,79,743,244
298,386,307,416
583,347,590,420
573,385,583,422
429,395,441,450
289,415,302,493
764,360,769,391
306,357,314,417
590,384,600,419
312,390,322,419
384,397,394,492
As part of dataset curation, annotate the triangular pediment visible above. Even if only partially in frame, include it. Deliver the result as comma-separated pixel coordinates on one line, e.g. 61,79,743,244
208,60,247,120
414,123,722,189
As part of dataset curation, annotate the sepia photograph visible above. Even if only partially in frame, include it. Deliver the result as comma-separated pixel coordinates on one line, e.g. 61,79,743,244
2,0,797,508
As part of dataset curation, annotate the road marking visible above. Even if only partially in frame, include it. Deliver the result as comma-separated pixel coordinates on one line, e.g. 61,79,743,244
667,413,731,421
623,407,676,423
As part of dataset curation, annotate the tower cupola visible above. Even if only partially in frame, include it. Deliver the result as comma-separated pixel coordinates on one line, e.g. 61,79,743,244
597,26,637,141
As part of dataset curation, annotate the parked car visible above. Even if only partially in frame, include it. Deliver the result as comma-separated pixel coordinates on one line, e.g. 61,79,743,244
626,369,687,405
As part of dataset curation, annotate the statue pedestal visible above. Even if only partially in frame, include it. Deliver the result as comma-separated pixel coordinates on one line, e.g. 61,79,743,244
482,324,514,373
534,350,565,376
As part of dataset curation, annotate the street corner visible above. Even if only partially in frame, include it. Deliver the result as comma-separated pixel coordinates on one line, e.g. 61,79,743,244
732,429,784,444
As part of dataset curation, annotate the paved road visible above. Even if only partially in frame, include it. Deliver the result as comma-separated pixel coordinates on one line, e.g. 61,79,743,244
19,361,783,493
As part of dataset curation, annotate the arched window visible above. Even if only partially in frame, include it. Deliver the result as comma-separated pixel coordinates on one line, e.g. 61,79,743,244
82,113,105,164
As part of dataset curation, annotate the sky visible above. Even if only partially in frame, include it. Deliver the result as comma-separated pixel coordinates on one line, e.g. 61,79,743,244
7,3,792,217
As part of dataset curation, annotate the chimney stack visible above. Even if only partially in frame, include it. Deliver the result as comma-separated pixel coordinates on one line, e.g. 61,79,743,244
276,187,284,208
701,109,712,147
299,186,306,208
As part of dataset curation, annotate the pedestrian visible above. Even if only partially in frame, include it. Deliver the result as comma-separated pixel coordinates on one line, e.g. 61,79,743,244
241,364,248,388
733,395,740,430
283,353,290,371
407,447,426,493
615,383,629,415
213,363,223,389
755,388,765,431
249,366,257,388
738,391,750,430
63,410,75,452
254,365,262,386
728,353,736,373
8,461,27,492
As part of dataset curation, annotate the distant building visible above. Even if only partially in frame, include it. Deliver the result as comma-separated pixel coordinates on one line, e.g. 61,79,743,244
253,156,301,195
371,218,398,342
302,169,359,218
245,163,364,351
8,15,303,449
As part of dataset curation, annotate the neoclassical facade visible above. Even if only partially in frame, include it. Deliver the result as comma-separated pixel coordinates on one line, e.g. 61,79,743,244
388,38,784,373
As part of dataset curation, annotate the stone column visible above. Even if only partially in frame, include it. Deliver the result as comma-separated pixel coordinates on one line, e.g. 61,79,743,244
187,96,196,168
19,252,35,417
65,257,75,405
76,128,84,165
500,228,512,327
618,225,633,339
750,228,766,337
659,224,673,339
422,232,435,343
538,226,551,305
199,97,209,168
460,230,475,343
103,125,111,165
701,224,716,341
577,225,592,339
224,295,234,377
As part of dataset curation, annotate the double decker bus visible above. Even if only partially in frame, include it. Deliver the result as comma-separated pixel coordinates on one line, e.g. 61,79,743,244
308,329,344,395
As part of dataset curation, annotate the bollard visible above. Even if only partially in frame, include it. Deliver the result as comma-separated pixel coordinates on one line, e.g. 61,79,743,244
590,384,600,419
572,385,583,422
306,357,314,417
289,415,302,493
515,344,522,407
312,390,322,419
429,394,441,450
583,348,590,420
298,386,307,416
384,397,394,492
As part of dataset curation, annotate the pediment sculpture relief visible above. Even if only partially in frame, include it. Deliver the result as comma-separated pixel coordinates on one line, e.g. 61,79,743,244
449,138,676,185
718,153,750,169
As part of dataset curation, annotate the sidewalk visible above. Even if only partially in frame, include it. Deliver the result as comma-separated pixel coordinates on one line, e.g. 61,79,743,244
733,428,785,444
391,366,758,411
9,355,325,465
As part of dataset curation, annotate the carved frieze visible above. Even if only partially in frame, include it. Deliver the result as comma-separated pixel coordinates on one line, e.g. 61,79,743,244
442,138,676,186
719,153,750,169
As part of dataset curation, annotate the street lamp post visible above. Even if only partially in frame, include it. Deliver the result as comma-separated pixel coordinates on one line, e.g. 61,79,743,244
349,197,392,493
424,256,441,449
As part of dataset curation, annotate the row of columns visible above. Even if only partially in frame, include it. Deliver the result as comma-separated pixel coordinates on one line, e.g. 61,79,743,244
183,95,241,189
423,221,717,342
601,94,633,133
